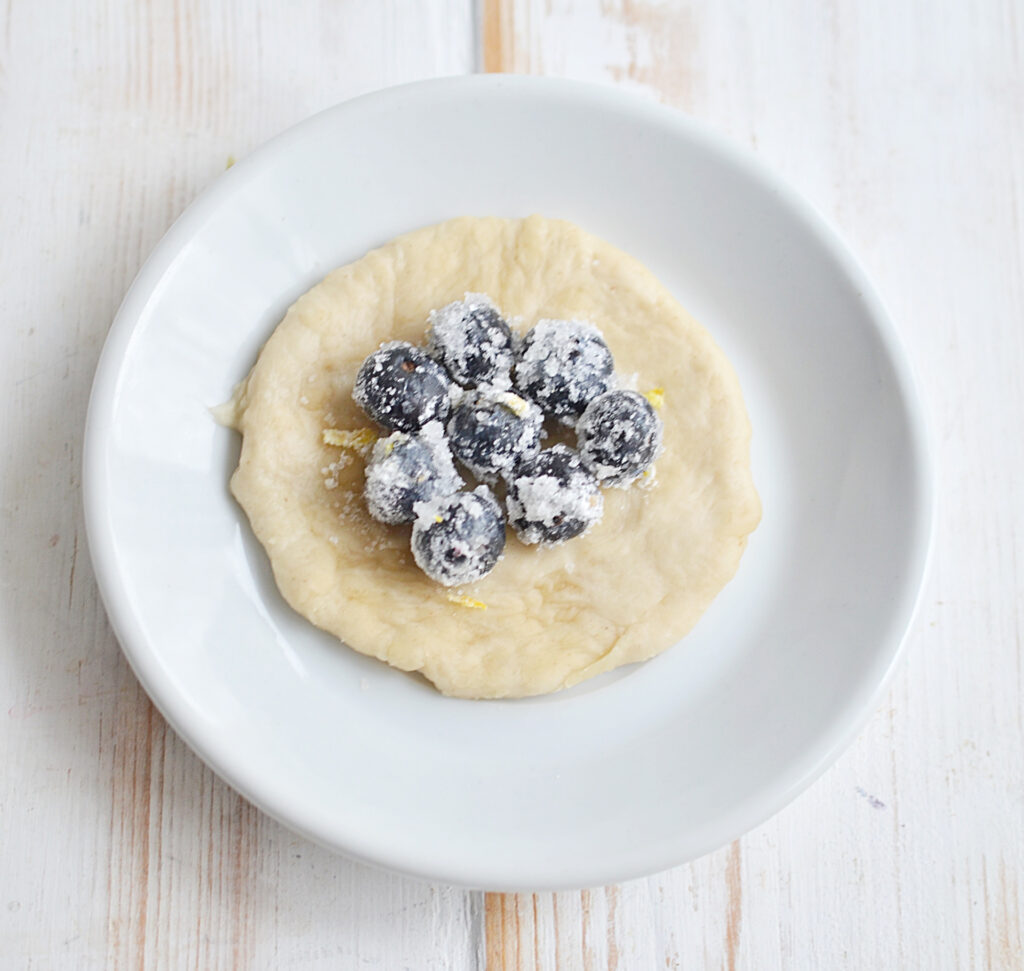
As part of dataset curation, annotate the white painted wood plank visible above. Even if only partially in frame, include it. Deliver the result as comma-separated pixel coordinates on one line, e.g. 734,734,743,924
483,0,1024,967
0,1,481,968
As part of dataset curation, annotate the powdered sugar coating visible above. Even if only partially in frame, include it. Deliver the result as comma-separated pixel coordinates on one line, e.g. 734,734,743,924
363,421,463,524
411,486,506,586
577,389,663,486
506,444,603,546
353,341,452,432
446,386,544,483
427,294,516,388
514,318,614,424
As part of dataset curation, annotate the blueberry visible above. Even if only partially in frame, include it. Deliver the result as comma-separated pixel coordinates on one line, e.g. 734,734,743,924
577,390,662,486
427,295,516,388
411,486,506,586
514,319,614,424
506,444,603,546
363,422,463,524
446,387,544,483
353,341,453,432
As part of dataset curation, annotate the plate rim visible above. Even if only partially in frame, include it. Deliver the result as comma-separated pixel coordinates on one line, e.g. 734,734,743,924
82,74,936,890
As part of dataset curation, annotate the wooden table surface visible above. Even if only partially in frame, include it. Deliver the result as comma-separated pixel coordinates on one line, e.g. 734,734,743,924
2,1,1022,967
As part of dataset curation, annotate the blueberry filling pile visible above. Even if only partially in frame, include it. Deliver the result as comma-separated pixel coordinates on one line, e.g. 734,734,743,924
342,294,664,587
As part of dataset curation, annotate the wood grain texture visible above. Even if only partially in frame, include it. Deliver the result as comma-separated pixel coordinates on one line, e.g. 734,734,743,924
1,0,1022,967
480,0,1024,968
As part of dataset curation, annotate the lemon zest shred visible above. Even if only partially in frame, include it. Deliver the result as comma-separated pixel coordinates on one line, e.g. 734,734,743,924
497,391,530,417
322,427,377,453
644,388,665,410
446,593,487,610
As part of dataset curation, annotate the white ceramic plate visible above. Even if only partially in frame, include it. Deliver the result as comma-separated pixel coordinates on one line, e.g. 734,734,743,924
83,76,933,890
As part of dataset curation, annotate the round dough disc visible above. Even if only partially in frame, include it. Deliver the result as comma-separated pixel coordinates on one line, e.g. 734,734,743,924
229,216,760,699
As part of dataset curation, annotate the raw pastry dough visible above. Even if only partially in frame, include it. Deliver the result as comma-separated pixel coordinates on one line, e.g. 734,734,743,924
228,216,760,698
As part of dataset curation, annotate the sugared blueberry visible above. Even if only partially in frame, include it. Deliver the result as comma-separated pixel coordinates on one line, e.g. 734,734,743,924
513,319,614,424
427,295,516,388
446,387,544,482
353,341,453,432
411,486,506,586
577,390,662,486
506,444,603,546
363,422,463,524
